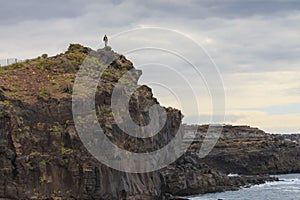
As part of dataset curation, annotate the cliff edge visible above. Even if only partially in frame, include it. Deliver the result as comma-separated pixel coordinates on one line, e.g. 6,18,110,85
0,44,299,199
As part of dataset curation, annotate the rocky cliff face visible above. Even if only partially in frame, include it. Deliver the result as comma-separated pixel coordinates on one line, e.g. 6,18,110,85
0,97,165,199
197,125,300,175
0,44,299,199
0,44,182,199
160,125,300,197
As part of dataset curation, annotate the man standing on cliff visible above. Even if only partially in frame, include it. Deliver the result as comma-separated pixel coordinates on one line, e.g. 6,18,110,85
103,34,108,47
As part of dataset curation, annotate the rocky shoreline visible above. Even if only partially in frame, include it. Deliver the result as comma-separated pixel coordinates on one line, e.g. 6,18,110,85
160,124,300,199
0,44,299,199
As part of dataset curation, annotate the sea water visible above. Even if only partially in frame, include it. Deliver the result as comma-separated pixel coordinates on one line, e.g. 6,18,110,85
188,174,300,200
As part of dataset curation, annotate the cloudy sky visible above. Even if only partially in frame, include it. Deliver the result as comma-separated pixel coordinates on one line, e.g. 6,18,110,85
1,0,300,133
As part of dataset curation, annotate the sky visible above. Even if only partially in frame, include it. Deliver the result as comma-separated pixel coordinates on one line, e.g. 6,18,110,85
0,0,299,133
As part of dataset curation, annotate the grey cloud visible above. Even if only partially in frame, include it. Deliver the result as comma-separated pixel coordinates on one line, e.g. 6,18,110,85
1,0,300,74
136,0,300,20
0,0,299,132
0,0,90,25
2,0,300,26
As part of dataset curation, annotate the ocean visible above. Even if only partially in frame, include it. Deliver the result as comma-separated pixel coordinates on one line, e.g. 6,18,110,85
188,174,300,200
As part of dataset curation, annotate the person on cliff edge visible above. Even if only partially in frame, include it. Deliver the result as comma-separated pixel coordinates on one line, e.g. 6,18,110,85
103,34,108,47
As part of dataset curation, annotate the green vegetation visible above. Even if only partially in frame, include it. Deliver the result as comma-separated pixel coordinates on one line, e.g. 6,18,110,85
61,142,67,154
7,62,24,70
61,142,73,154
53,190,62,196
48,76,57,86
3,100,10,105
64,158,69,164
102,71,114,77
66,44,91,54
54,44,92,72
97,104,110,114
24,126,31,131
0,44,88,74
61,146,67,154
39,90,49,97
39,176,45,184
77,116,82,121
12,88,18,93
26,162,32,168
33,188,38,196
48,75,56,80
50,125,59,133
65,53,86,69
64,120,70,128
36,59,53,71
108,112,114,118
41,53,48,59
0,43,122,109
39,159,46,166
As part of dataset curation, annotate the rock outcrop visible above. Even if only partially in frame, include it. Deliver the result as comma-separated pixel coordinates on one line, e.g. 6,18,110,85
160,125,298,196
0,44,181,199
0,44,299,199
196,125,300,175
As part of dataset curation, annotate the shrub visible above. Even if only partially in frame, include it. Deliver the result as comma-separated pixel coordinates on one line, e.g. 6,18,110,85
64,158,69,164
50,125,59,133
26,162,32,168
24,126,30,131
102,71,113,77
97,104,110,115
36,59,53,71
39,90,49,97
61,146,67,154
66,44,91,54
39,159,46,166
41,54,48,59
39,177,45,184
3,100,10,105
108,112,114,118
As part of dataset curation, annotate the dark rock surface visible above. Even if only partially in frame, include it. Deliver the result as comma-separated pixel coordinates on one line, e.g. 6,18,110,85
160,125,299,197
196,125,300,175
160,152,279,197
0,45,177,199
0,44,299,199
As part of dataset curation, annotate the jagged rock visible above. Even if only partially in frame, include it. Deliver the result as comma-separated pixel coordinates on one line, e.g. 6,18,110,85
0,45,176,199
0,44,299,199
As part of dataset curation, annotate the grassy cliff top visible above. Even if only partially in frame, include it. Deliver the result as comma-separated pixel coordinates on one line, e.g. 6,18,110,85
0,44,133,103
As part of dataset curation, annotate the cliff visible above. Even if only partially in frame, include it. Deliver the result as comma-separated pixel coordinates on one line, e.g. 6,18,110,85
161,125,300,196
0,44,299,199
0,44,182,199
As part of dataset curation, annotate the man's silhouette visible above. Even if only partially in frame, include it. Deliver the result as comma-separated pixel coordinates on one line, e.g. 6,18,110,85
103,35,108,47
